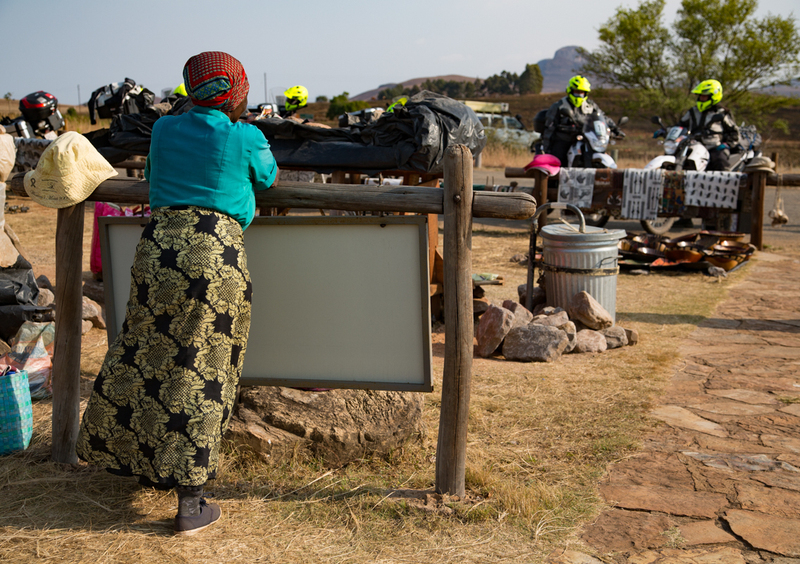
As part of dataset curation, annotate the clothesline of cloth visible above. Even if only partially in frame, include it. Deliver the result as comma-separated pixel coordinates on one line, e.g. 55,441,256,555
557,168,746,220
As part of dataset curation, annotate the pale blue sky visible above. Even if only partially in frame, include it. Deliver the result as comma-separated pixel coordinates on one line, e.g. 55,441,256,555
1,0,796,106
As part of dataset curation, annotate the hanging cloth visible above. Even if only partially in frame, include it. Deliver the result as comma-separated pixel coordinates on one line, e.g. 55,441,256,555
621,168,663,220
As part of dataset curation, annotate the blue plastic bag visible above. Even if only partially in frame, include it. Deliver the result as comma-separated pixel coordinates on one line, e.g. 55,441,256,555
0,366,33,455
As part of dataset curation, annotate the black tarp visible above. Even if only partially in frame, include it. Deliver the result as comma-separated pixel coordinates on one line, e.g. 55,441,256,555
85,91,485,174
0,254,52,342
252,91,485,174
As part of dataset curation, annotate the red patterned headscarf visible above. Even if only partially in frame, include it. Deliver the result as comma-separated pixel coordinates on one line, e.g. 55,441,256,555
182,51,249,113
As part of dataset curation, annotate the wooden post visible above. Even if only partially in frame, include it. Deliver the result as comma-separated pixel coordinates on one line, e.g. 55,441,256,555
532,169,548,227
751,170,767,250
436,145,473,497
51,203,85,464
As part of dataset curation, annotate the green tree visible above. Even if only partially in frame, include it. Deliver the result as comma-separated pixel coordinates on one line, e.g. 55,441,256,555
482,71,518,95
326,92,370,120
579,0,800,125
3,92,12,114
518,64,544,95
315,95,328,103
377,84,405,100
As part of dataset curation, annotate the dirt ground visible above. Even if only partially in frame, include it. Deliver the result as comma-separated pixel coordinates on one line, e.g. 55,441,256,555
2,182,800,563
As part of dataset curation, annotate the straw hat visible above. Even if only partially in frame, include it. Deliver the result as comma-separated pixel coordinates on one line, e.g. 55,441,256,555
744,156,775,173
23,132,117,208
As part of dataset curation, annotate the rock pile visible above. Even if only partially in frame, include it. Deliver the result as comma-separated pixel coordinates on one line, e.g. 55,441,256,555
475,288,638,363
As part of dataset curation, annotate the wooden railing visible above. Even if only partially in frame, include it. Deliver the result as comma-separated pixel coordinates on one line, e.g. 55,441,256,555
504,167,796,250
8,146,537,496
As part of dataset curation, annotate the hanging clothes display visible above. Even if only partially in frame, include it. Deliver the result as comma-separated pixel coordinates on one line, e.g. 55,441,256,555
683,171,743,208
557,168,596,208
621,168,663,220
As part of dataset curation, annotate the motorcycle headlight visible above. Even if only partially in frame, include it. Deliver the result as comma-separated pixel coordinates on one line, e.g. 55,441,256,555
664,139,678,155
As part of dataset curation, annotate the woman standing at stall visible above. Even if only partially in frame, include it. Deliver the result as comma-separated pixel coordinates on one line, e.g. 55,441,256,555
77,51,279,536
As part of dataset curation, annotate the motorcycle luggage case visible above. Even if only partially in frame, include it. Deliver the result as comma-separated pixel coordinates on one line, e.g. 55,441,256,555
8,119,34,138
46,110,64,132
19,91,58,123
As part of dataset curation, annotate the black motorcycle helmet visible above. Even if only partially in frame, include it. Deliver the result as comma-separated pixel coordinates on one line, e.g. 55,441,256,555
19,91,58,123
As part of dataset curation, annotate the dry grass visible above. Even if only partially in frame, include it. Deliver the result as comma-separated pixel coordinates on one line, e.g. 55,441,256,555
0,199,751,563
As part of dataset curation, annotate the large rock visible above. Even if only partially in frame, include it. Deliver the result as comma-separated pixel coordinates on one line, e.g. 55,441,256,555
568,291,613,330
82,296,106,329
227,386,425,467
517,284,546,310
602,325,628,349
502,324,568,362
532,310,570,328
624,327,639,346
475,304,514,357
82,278,105,304
473,297,491,316
37,287,55,308
558,320,577,353
574,329,608,353
502,300,534,328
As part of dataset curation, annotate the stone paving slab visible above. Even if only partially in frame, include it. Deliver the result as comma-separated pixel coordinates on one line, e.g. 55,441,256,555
724,510,800,557
557,256,800,563
678,520,737,546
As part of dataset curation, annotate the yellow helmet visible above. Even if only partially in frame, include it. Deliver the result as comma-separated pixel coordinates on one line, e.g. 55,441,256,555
284,85,308,111
172,83,187,96
386,97,407,113
567,75,591,107
691,79,722,112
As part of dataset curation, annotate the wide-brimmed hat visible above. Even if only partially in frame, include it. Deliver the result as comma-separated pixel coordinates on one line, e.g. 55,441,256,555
23,132,117,208
524,154,561,177
744,156,775,173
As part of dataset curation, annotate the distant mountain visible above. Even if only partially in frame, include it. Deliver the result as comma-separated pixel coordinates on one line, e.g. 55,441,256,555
350,75,480,102
758,79,800,98
537,46,588,93
349,47,589,100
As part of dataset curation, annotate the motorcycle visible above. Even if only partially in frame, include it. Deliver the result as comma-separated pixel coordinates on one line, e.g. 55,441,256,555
0,91,64,140
559,112,628,227
566,112,628,170
641,115,762,234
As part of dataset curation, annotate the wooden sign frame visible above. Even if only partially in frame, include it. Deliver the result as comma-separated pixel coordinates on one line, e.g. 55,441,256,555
99,215,433,392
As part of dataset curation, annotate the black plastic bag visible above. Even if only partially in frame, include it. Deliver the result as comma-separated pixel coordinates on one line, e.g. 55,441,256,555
0,255,39,307
252,91,485,174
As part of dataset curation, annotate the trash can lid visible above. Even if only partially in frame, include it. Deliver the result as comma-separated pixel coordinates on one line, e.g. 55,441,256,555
541,224,627,242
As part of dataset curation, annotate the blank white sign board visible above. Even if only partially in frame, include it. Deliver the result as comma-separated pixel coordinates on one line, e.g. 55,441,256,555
99,215,432,391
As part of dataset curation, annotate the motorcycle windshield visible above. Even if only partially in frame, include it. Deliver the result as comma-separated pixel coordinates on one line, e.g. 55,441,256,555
663,126,687,156
586,120,609,153
665,126,686,142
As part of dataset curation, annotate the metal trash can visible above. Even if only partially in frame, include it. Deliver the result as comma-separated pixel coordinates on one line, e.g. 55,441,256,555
540,224,626,323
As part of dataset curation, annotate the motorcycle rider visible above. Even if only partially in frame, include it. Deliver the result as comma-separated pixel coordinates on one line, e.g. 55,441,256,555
279,85,309,118
678,80,739,171
541,75,622,167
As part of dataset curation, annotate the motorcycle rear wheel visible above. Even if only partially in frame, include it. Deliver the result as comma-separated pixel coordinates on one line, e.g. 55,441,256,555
641,217,677,235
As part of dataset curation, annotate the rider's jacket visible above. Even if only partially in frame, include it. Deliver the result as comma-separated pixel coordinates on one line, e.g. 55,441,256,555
542,96,617,151
678,104,740,150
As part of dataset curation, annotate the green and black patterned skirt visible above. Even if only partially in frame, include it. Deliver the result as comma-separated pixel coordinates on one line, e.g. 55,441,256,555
77,207,252,488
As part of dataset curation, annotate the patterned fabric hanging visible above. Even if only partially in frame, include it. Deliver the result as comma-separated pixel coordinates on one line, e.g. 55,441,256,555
557,168,596,208
621,169,664,220
684,171,744,209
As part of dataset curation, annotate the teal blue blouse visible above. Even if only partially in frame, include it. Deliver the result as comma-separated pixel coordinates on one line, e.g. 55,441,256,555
145,106,278,229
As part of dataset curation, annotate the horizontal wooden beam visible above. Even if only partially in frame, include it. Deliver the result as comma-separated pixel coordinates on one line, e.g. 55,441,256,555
7,174,536,220
504,167,800,187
